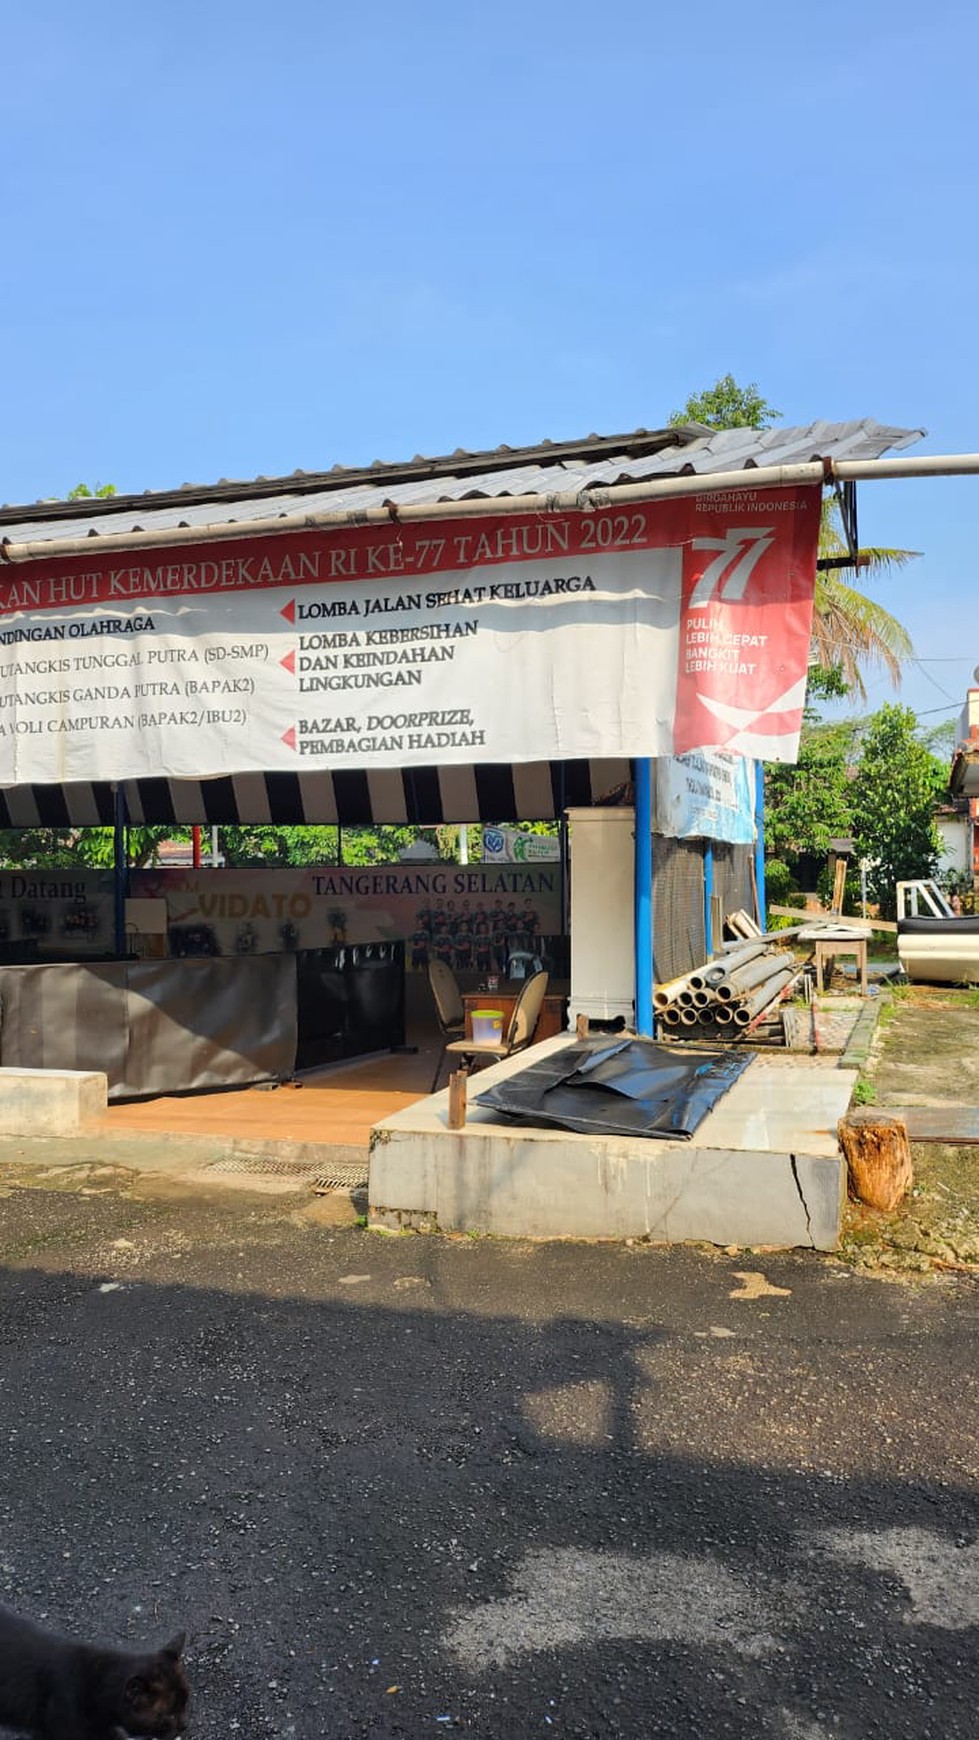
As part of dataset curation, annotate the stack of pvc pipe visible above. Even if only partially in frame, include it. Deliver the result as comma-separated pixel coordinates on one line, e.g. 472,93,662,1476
656,944,800,1039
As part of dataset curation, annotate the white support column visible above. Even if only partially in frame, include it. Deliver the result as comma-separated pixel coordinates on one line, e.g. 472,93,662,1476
566,807,636,1027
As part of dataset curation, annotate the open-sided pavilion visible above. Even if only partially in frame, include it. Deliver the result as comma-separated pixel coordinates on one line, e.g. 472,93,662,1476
3,413,974,1244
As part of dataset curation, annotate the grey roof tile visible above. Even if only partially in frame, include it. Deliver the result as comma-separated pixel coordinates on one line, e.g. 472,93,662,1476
0,419,924,547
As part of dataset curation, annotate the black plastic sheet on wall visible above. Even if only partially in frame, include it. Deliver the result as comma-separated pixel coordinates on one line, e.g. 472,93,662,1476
475,1036,750,1140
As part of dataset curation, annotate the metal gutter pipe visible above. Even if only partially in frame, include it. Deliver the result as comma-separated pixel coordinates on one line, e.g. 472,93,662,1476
5,453,979,565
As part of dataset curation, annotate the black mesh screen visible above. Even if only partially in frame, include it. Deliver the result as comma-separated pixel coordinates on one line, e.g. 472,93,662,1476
713,842,756,930
652,837,706,982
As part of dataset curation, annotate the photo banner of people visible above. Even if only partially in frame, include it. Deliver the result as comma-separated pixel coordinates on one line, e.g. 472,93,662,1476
131,864,563,968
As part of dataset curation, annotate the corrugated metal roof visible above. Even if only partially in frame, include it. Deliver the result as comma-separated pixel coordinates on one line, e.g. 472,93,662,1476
0,419,923,547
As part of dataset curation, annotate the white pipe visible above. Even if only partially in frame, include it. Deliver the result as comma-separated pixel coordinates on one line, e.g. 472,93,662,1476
721,951,793,997
705,942,769,982
654,968,703,1009
833,454,979,482
732,968,795,1024
5,452,979,566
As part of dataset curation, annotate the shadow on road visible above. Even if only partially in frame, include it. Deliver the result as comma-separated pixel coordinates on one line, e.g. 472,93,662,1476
0,1236,977,1738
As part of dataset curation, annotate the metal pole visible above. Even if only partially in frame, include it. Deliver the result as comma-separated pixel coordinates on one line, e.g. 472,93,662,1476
634,759,653,1036
113,784,128,957
704,841,714,957
754,760,767,933
192,825,202,868
557,765,569,964
459,824,469,865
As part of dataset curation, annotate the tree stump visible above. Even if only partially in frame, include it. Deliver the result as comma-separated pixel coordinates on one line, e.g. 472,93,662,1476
838,1112,913,1212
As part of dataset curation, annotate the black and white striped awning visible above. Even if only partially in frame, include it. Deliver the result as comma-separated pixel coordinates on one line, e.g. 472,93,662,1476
0,759,631,829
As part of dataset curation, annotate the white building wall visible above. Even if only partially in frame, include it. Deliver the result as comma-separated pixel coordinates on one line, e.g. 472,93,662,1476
937,816,971,875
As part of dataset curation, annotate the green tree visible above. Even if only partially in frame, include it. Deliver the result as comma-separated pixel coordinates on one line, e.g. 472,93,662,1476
671,377,917,697
670,374,781,429
67,482,116,499
851,704,945,918
764,715,858,864
218,826,338,867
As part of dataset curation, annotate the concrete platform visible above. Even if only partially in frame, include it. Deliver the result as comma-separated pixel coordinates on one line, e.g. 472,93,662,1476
0,1066,107,1136
369,1036,855,1249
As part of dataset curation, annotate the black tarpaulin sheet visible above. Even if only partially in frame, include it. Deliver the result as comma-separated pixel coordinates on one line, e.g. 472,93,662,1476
0,956,296,1098
474,1036,750,1140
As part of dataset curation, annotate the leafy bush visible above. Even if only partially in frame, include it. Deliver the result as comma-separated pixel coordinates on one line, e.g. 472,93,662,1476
763,859,798,903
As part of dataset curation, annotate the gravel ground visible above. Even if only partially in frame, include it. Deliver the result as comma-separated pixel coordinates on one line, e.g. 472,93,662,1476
0,1182,978,1739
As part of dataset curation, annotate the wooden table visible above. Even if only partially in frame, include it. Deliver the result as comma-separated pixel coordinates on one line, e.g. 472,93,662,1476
463,984,569,1043
813,934,868,996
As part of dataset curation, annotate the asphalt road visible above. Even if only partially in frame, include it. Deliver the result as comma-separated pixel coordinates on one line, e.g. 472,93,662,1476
0,1185,977,1739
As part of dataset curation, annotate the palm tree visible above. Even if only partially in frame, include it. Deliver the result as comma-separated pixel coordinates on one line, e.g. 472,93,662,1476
811,496,917,700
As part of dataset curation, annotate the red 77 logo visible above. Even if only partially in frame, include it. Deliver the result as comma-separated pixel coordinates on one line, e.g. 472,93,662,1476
687,528,776,609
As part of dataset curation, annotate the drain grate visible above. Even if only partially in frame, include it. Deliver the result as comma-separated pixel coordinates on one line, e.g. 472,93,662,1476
204,1155,369,1193
207,1156,320,1179
313,1162,369,1194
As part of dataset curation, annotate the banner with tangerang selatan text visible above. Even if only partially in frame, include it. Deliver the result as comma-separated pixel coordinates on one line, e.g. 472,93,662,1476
0,486,821,785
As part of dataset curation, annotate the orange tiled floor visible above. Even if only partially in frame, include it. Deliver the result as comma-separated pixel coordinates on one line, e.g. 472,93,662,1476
99,1044,440,1148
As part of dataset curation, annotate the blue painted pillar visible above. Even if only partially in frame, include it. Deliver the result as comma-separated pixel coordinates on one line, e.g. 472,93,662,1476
634,758,654,1035
754,759,767,934
113,783,129,958
704,841,715,956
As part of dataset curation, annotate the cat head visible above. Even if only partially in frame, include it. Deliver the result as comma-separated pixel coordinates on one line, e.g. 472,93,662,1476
122,1633,189,1739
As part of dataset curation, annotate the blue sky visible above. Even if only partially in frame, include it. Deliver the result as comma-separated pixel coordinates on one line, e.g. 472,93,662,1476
2,0,976,733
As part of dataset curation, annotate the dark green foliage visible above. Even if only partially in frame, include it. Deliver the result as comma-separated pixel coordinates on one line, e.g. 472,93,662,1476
0,826,170,869
764,717,858,863
218,826,338,866
805,665,851,703
762,859,798,903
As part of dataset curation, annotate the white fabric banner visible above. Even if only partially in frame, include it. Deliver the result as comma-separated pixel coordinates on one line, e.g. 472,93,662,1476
0,489,821,785
655,751,755,845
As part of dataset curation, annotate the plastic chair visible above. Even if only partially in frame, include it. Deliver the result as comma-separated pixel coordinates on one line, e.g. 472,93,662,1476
428,959,467,1092
441,970,550,1085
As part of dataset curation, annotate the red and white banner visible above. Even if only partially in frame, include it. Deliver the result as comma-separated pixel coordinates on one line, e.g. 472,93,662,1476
0,487,821,784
